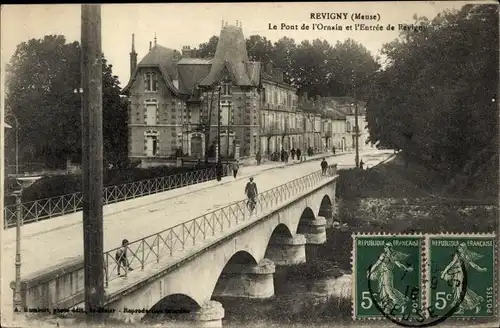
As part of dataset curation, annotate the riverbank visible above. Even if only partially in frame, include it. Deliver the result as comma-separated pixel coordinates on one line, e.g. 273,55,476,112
219,154,497,326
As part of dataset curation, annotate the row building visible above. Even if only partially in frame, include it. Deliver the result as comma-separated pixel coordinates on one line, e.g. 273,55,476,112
122,21,370,168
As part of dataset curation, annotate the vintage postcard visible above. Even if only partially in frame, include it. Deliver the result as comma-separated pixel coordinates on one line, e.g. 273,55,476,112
1,2,498,328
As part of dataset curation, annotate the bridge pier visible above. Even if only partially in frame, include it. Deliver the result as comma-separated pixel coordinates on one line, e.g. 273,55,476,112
188,300,225,327
323,206,334,228
212,259,275,299
139,300,225,328
298,216,327,244
265,234,306,265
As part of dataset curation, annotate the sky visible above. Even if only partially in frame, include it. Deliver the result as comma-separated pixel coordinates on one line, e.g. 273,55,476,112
0,2,486,88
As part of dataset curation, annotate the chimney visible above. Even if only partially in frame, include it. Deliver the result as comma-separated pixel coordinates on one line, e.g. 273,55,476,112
191,47,198,58
149,41,152,51
154,33,157,46
182,45,192,58
130,34,138,77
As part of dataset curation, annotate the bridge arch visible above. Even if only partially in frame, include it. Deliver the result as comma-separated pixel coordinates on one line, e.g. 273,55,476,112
142,293,200,323
318,194,332,218
266,223,293,244
296,207,316,234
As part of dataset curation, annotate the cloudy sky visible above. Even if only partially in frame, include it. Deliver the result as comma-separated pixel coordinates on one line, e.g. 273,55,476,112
1,2,483,87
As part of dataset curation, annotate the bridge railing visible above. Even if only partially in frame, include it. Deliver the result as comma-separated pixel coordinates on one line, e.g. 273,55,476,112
103,164,338,286
4,165,232,229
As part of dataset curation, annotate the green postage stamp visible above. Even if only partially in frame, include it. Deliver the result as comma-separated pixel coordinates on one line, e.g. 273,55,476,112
352,234,425,320
353,233,497,323
427,234,496,319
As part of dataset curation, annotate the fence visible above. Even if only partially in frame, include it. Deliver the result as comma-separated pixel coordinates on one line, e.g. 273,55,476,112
104,164,337,286
4,165,232,229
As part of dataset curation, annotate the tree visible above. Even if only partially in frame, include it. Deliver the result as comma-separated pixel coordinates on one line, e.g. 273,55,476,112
198,36,219,58
246,35,273,63
102,57,129,169
5,35,129,169
365,4,498,197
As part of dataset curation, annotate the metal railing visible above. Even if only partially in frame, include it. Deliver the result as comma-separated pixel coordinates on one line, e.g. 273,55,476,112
104,164,337,286
4,165,232,229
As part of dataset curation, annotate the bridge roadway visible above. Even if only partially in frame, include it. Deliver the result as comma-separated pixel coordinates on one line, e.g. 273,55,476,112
1,149,392,319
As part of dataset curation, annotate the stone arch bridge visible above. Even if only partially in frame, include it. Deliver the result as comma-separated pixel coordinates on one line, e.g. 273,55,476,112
20,168,338,327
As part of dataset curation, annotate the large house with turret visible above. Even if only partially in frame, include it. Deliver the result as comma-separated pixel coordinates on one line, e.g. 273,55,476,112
122,21,371,167
122,21,263,167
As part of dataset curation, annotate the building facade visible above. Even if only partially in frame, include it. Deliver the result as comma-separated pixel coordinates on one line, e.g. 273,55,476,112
259,64,300,154
122,23,371,167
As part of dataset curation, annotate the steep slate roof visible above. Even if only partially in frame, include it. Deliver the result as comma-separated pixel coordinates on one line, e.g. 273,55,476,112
246,62,261,86
122,44,181,95
199,25,257,87
177,58,212,95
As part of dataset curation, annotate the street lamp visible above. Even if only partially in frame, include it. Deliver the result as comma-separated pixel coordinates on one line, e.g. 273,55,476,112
10,176,41,313
5,113,20,176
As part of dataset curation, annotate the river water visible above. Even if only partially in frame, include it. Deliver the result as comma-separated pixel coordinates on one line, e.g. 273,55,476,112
215,263,353,327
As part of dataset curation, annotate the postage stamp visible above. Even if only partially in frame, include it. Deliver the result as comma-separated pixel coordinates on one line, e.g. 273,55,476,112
352,234,425,321
426,234,497,320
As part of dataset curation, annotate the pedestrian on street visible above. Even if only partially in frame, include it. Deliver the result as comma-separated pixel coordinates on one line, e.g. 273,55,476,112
284,151,289,163
116,239,134,276
321,158,328,175
256,151,261,165
360,160,365,170
290,148,296,160
332,145,336,155
296,148,302,162
232,160,239,178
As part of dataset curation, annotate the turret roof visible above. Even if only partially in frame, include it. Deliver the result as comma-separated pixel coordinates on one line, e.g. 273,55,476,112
198,25,257,87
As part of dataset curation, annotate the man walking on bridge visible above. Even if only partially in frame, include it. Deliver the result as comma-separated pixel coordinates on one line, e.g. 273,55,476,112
245,177,258,213
321,158,328,175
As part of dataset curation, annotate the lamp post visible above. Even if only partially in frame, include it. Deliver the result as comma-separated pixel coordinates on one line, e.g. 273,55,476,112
10,176,41,313
5,113,19,176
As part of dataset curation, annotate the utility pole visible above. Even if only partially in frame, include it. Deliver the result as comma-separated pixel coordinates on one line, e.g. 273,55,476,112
226,101,230,163
354,96,360,169
216,85,222,180
81,4,105,319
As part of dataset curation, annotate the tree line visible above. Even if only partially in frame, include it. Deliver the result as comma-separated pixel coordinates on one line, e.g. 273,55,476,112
365,4,498,199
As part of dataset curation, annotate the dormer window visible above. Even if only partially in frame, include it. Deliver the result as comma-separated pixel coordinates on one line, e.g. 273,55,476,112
145,72,158,92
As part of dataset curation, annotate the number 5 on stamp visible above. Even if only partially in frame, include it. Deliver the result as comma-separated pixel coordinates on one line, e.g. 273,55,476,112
352,234,424,320
427,234,496,319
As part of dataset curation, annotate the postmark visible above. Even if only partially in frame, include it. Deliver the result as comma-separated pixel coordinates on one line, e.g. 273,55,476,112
352,234,424,321
427,234,497,320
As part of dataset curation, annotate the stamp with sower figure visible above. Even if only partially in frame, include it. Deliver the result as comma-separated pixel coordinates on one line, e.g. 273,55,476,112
352,234,425,322
427,234,496,320
353,233,497,326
